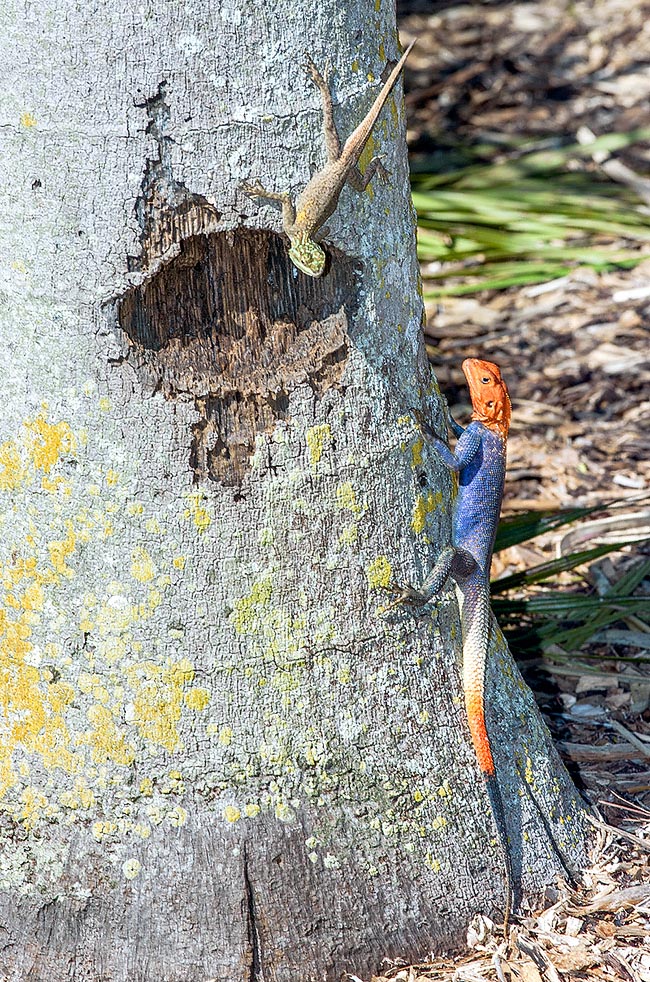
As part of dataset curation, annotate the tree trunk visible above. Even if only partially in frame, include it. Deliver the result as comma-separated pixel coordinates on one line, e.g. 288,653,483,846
0,1,586,980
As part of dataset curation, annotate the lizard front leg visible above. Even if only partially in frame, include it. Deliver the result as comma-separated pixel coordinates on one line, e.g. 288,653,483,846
240,181,297,236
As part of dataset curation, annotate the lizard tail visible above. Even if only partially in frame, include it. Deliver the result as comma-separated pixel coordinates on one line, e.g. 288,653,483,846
340,39,416,165
462,578,514,932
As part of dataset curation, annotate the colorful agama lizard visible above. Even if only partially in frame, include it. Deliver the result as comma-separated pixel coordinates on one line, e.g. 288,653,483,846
392,358,514,931
241,40,415,277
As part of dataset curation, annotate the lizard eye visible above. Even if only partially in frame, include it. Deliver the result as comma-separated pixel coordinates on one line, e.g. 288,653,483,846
481,376,491,383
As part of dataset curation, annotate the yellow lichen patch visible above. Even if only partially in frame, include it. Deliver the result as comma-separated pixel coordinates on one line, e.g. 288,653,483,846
130,546,156,583
336,481,362,515
167,805,188,827
411,490,441,534
0,585,76,794
122,858,141,879
223,805,241,823
230,577,273,634
306,424,332,467
184,493,211,532
358,139,377,196
92,820,119,841
366,555,392,589
338,523,358,546
48,681,76,713
30,711,80,775
411,436,424,468
0,440,26,490
82,704,135,766
184,687,210,711
20,580,44,613
59,784,96,811
523,753,534,784
245,803,261,818
275,802,295,822
20,111,37,127
105,469,119,486
23,414,75,474
127,658,195,752
48,522,77,578
20,787,48,829
145,587,162,613
41,475,72,495
172,555,186,570
217,726,233,747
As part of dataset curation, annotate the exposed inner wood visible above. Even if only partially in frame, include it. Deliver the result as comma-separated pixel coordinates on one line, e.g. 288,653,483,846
118,230,355,485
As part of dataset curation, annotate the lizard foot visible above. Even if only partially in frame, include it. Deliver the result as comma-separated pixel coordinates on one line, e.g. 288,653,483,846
240,180,269,198
409,407,445,442
303,53,332,89
373,156,390,184
382,581,431,610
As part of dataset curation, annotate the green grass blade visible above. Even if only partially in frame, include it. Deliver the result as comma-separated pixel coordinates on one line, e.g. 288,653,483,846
493,505,610,552
490,542,634,595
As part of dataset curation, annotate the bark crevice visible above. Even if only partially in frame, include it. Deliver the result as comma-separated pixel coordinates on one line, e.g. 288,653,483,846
243,846,265,982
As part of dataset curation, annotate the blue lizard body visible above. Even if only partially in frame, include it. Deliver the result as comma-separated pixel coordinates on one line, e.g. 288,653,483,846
395,359,513,930
432,421,507,575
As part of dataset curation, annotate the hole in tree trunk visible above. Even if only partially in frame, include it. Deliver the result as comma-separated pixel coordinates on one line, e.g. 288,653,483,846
116,229,357,486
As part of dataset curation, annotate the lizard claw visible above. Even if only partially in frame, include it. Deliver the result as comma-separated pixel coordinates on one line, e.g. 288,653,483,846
304,53,327,88
409,407,445,443
376,159,390,184
240,180,268,198
381,580,430,610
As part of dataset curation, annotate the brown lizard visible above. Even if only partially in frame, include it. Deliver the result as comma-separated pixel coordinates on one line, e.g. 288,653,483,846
241,39,415,276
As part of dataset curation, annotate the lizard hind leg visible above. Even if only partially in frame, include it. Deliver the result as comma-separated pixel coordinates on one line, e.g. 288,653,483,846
304,53,341,163
346,157,390,192
389,545,473,608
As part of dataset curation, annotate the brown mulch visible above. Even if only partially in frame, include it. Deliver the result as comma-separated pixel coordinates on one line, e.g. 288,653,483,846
358,1,650,978
366,811,650,980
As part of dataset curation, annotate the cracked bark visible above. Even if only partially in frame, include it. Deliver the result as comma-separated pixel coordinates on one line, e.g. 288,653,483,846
243,845,265,982
0,0,588,980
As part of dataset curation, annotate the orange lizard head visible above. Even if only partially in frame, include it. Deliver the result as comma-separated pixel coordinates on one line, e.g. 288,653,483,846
462,358,511,439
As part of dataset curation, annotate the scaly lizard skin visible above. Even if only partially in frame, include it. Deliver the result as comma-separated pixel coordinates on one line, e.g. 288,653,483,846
393,358,514,931
241,40,415,277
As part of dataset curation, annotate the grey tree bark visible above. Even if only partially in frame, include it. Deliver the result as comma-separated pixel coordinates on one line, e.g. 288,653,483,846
0,1,587,980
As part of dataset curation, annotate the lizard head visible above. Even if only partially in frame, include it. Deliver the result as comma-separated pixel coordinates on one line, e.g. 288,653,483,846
462,358,511,439
289,234,326,277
